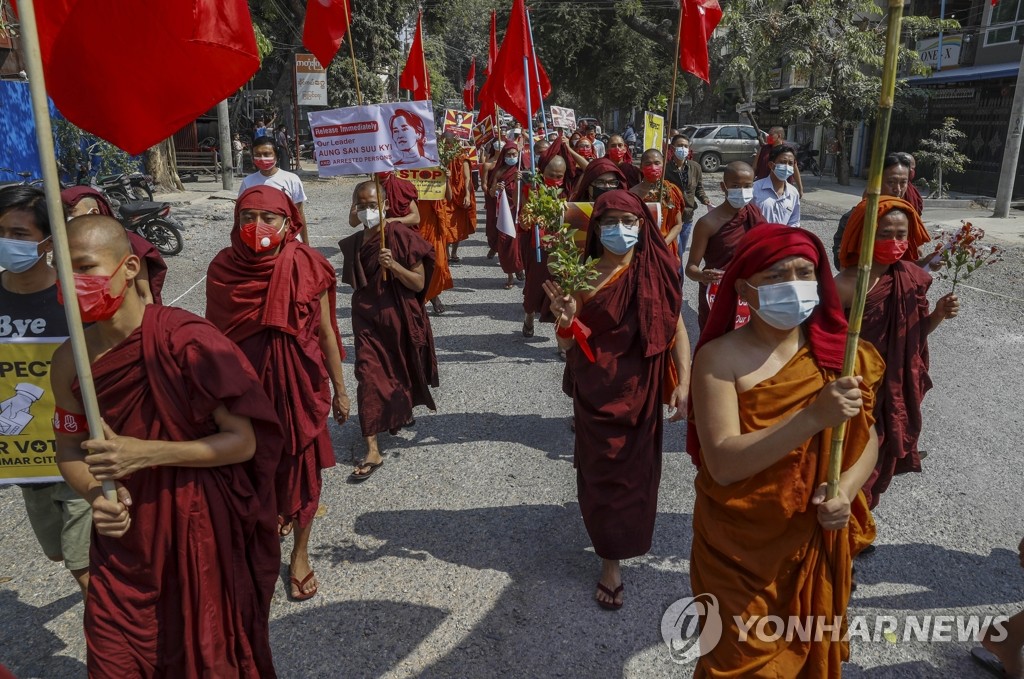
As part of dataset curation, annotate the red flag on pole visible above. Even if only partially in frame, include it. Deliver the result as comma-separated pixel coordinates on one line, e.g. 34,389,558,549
20,0,259,155
679,0,723,84
463,59,476,112
477,0,551,129
399,10,431,100
302,0,353,70
487,11,498,76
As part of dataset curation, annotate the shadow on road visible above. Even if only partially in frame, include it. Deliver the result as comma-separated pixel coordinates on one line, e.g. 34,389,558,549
0,590,86,677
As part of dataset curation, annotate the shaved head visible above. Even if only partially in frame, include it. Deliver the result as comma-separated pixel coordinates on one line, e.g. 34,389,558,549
353,181,378,203
641,149,663,166
545,155,566,174
724,161,755,184
66,214,131,262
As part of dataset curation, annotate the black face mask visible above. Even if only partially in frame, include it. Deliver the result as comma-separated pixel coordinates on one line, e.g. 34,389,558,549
590,184,618,200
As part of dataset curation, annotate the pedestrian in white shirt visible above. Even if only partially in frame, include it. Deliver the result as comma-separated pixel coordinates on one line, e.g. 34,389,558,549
239,135,309,242
752,144,801,227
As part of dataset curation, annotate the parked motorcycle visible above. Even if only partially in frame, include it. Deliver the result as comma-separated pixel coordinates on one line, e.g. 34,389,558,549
797,142,822,177
117,201,184,256
95,172,154,203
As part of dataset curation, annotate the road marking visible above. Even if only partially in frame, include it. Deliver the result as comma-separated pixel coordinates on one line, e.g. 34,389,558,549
168,274,207,306
959,284,1024,304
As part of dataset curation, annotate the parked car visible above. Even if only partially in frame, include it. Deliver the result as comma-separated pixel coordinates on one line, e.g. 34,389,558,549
577,117,602,133
682,123,760,172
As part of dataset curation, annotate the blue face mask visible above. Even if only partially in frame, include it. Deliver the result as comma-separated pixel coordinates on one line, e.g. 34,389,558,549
773,163,794,181
505,155,519,166
599,223,639,255
0,236,49,273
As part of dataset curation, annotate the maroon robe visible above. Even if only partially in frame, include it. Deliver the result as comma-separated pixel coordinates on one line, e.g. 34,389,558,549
521,186,568,322
904,182,924,216
697,203,767,330
80,306,282,679
339,223,439,436
379,172,419,220
206,187,339,527
493,147,525,275
859,262,933,508
563,191,681,559
617,161,642,189
540,136,580,187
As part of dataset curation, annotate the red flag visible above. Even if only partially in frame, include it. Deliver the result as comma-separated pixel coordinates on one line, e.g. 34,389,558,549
302,0,353,70
679,0,723,84
477,0,551,129
21,0,258,155
486,11,498,76
399,11,431,100
463,60,476,112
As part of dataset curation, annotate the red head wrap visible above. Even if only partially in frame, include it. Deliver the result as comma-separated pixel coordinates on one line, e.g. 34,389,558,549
61,186,114,216
839,196,929,269
570,158,627,201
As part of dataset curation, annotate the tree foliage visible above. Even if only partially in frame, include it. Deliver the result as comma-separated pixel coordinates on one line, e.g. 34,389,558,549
916,117,969,198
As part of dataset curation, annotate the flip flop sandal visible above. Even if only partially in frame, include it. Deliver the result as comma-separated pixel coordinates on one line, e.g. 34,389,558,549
487,249,496,259
449,256,461,263
277,515,294,537
972,646,1015,678
289,570,318,601
504,281,515,290
515,271,525,281
432,301,447,315
522,322,535,338
596,582,624,611
348,460,383,483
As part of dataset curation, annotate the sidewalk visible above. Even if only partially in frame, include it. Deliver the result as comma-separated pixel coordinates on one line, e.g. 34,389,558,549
801,175,1023,245
155,160,327,205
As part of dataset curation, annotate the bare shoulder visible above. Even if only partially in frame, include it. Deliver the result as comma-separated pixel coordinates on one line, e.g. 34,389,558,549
50,340,76,383
833,268,857,306
693,331,741,379
696,207,729,234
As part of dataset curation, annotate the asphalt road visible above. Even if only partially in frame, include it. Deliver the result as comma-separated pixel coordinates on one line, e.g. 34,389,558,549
1,175,1022,678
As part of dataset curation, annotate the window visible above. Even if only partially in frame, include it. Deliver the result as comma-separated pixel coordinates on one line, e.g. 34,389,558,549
738,126,758,140
985,0,1024,46
694,127,716,139
715,126,740,139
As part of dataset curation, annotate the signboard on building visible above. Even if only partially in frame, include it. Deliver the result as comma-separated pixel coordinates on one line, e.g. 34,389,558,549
295,53,328,106
916,35,963,69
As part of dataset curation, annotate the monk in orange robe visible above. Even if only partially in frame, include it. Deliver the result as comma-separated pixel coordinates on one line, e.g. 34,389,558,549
629,149,685,263
445,136,477,263
834,197,958,509
689,224,884,678
417,190,455,314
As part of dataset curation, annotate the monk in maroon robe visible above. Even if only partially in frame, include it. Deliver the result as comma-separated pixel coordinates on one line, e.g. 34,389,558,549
61,185,167,304
540,134,580,188
206,186,350,601
373,171,420,228
488,144,526,289
544,190,689,610
51,215,282,678
521,156,568,337
835,197,959,509
685,161,766,329
569,158,627,202
339,181,439,481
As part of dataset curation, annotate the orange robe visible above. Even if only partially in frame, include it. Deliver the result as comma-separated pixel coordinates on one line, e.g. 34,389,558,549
691,342,884,679
634,182,685,262
418,199,454,302
447,152,477,242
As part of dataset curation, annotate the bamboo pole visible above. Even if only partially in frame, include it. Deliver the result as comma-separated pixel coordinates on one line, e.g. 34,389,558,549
826,0,905,501
18,0,115,501
374,173,388,281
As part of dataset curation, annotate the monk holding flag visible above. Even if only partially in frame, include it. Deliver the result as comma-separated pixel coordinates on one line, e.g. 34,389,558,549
206,186,350,602
544,190,689,611
489,143,526,289
689,224,883,678
338,181,439,482
51,216,282,678
834,197,958,509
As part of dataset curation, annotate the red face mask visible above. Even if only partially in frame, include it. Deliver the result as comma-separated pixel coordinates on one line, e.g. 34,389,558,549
608,147,627,162
873,238,910,265
240,220,287,254
543,176,564,188
253,157,276,171
57,254,130,323
642,165,663,182
577,146,594,159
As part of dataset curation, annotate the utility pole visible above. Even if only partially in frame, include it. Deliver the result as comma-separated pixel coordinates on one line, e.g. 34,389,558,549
216,98,233,190
993,46,1024,217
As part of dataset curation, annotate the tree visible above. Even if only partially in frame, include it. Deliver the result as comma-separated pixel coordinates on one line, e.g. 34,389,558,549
776,1,955,185
915,117,969,199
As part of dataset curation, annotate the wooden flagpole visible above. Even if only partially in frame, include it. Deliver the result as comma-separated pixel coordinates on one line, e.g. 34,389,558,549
18,0,115,500
825,0,905,500
661,1,684,205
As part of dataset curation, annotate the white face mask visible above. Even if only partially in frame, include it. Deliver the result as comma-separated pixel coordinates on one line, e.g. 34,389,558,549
357,208,381,229
674,146,689,161
747,280,819,330
726,187,754,209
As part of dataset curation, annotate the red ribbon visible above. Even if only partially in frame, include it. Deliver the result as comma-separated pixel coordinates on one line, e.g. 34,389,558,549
557,318,595,362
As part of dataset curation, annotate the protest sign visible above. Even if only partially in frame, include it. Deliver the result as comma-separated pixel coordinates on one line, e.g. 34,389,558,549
644,111,665,152
550,106,576,132
396,167,447,200
308,100,439,176
0,338,64,484
473,116,496,147
443,110,474,141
